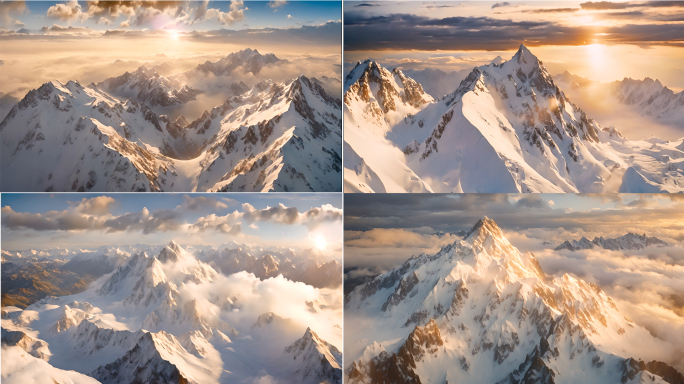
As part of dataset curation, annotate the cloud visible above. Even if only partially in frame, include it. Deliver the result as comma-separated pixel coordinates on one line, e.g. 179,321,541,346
514,195,551,209
346,228,460,249
103,207,182,234
491,2,512,9
536,245,684,371
243,203,342,229
1,206,100,231
178,195,233,211
70,196,117,215
193,0,209,22
47,0,87,22
39,24,98,35
0,1,26,28
190,203,342,234
343,12,684,51
13,20,24,28
522,8,580,13
287,14,293,19
268,1,288,9
190,211,243,233
120,19,129,27
205,0,247,26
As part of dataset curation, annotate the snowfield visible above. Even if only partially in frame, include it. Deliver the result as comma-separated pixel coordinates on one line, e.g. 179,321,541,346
343,45,684,193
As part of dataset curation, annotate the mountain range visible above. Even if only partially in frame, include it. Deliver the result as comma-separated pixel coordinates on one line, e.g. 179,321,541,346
555,71,684,127
343,44,684,193
1,241,342,383
0,49,342,192
555,233,669,251
1,242,341,309
344,217,684,383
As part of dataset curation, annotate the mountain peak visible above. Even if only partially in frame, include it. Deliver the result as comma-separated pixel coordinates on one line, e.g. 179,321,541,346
157,241,185,263
465,216,502,239
513,43,539,66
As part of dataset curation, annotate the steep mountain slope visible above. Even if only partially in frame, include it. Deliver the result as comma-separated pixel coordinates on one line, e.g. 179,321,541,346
344,217,682,383
189,75,342,192
556,233,669,251
343,60,434,193
283,327,343,384
343,45,684,193
1,242,342,384
1,50,342,192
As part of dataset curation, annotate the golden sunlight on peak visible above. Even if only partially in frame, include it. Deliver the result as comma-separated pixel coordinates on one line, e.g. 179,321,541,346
313,235,328,251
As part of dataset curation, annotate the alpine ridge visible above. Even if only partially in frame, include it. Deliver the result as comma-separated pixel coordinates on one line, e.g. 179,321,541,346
555,233,669,251
1,49,342,192
2,241,342,384
344,217,683,384
343,44,684,193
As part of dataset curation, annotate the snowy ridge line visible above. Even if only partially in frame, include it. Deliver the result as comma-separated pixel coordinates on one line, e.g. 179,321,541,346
344,217,684,384
343,44,684,193
1,49,342,192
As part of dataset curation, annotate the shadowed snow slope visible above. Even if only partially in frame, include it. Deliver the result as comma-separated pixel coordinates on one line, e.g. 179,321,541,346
344,217,683,384
343,45,684,193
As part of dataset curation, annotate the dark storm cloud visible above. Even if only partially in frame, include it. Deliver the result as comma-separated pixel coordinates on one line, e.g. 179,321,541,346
343,12,684,51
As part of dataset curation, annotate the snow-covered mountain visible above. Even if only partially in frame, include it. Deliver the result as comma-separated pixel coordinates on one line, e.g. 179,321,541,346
204,246,342,288
555,233,669,251
555,72,684,127
1,49,342,192
344,217,683,383
95,65,204,108
343,44,684,193
283,327,343,384
1,241,342,383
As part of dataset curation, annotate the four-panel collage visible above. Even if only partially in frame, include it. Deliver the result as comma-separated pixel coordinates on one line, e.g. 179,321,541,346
1,0,683,383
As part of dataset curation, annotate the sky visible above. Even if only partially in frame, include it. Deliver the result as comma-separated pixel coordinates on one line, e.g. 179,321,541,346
0,193,343,252
0,1,342,100
344,193,684,371
343,1,684,91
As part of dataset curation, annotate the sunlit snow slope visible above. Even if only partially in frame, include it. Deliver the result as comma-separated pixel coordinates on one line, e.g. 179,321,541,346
343,45,684,193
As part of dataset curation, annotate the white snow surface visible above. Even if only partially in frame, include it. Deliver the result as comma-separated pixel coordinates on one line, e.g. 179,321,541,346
343,45,684,193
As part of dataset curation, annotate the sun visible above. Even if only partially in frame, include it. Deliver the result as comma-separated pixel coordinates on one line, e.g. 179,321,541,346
168,30,179,41
313,235,327,251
